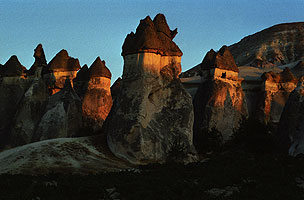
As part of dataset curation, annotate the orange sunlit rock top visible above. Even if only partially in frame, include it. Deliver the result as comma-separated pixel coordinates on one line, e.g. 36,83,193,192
201,45,239,72
122,13,182,57
88,57,112,79
46,49,81,72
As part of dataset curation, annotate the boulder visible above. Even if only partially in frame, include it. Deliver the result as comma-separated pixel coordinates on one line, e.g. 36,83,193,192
193,46,247,143
33,78,82,141
104,14,196,164
278,77,304,156
81,57,112,132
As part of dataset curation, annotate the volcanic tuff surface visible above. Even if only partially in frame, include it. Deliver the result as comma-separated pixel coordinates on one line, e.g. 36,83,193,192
229,22,304,68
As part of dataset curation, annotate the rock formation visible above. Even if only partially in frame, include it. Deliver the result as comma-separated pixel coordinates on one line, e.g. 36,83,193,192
80,57,112,132
73,64,90,98
43,49,81,94
11,79,49,147
278,77,304,156
33,78,82,141
258,68,297,124
104,14,196,164
110,77,122,101
193,46,248,143
0,56,29,149
229,22,304,68
0,136,132,174
27,44,47,78
10,45,50,146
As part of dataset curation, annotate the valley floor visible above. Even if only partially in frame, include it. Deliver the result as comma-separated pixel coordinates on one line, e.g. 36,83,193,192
1,151,304,200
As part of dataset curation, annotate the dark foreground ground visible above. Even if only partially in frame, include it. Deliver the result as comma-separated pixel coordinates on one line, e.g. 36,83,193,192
1,151,304,200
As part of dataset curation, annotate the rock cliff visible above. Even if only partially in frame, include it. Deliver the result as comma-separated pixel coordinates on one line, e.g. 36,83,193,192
104,14,196,164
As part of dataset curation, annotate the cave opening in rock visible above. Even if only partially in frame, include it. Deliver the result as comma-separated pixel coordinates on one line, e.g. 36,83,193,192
221,72,226,78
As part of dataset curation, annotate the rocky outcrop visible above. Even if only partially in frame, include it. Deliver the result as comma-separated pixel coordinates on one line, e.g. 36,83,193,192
229,22,304,68
27,44,47,78
0,136,132,174
259,68,297,124
33,79,82,141
43,49,81,94
104,14,196,164
193,46,247,143
81,57,112,132
278,77,304,156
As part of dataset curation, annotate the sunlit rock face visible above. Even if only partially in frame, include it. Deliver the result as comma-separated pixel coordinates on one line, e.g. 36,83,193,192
230,22,304,68
33,79,82,141
258,68,297,124
80,57,112,132
43,49,81,94
0,56,29,149
278,77,304,156
193,46,248,143
104,14,196,164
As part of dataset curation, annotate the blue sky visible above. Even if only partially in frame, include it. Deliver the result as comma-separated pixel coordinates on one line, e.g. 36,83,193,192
1,0,303,82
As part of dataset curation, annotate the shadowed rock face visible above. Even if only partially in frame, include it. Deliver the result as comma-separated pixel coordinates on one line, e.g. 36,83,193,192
258,68,297,124
122,13,182,56
11,79,50,146
229,22,304,67
104,14,196,165
27,44,47,76
80,57,112,132
193,47,247,144
33,79,82,141
73,64,90,99
111,77,122,101
278,78,304,156
2,55,26,77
